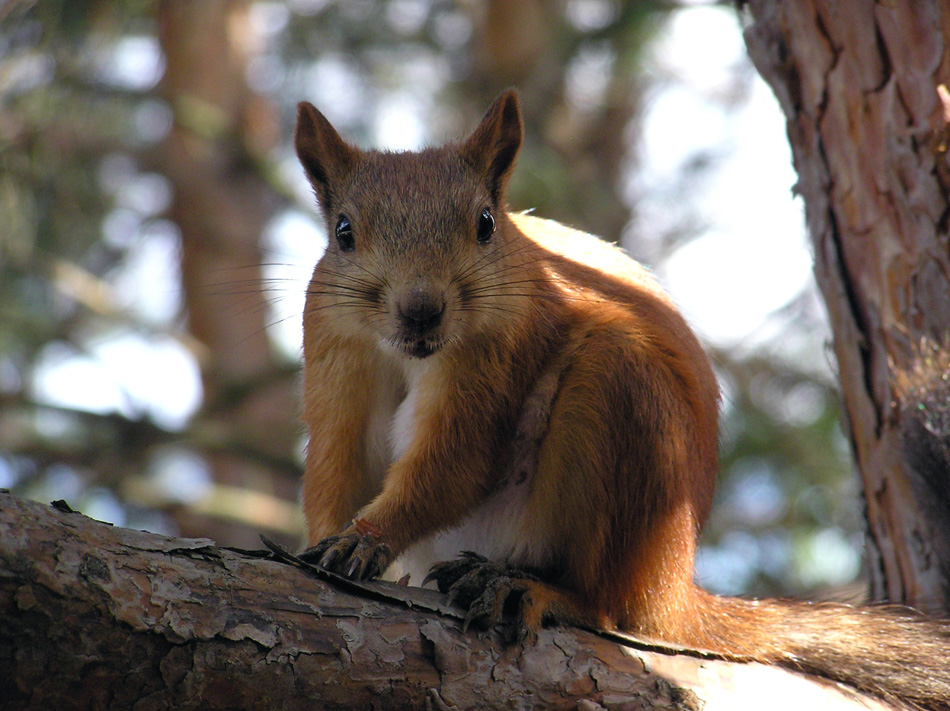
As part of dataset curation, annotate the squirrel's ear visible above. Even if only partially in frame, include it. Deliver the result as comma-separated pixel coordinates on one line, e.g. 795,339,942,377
294,102,357,208
461,90,523,202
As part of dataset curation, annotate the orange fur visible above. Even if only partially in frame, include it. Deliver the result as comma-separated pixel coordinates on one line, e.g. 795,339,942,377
295,91,950,709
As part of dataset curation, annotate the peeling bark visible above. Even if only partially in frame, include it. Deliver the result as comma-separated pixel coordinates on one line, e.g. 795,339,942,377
0,493,895,710
745,0,950,612
0,493,680,710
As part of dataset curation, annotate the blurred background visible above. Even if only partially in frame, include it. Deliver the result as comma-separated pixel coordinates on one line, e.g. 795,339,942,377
0,0,863,599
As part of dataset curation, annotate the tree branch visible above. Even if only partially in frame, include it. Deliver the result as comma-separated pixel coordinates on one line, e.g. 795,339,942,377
0,492,899,710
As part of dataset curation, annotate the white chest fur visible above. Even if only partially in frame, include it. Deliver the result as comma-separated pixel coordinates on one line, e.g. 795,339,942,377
379,360,554,585
383,475,551,586
388,383,418,463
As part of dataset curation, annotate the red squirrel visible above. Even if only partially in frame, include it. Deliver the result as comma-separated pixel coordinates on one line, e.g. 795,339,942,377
294,90,950,709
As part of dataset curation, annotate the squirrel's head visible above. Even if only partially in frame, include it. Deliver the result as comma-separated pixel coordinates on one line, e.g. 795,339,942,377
295,91,527,359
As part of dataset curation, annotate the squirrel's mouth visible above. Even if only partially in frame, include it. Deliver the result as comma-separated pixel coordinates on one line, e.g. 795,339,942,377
384,335,443,359
404,340,439,358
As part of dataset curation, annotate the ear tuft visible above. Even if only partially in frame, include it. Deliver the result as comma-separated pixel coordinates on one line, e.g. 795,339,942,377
461,90,523,203
294,102,357,209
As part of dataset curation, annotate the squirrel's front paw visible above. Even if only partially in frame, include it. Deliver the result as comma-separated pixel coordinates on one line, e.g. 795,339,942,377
424,552,547,642
300,519,393,580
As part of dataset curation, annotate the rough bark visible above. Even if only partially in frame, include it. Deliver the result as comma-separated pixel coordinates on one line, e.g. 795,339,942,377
0,493,894,710
744,0,950,612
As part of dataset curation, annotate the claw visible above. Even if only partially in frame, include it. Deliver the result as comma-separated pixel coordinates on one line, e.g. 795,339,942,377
512,617,537,646
448,566,492,607
425,552,490,594
321,547,340,569
299,537,334,565
461,610,478,633
421,568,439,589
302,524,394,581
445,585,461,609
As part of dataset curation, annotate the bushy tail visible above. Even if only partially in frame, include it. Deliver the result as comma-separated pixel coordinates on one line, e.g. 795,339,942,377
698,591,950,710
693,341,950,709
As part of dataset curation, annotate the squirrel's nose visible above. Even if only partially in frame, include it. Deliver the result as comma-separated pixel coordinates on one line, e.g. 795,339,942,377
397,290,445,333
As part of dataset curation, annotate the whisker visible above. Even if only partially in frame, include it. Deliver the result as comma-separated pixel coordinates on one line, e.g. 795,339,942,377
305,283,380,299
303,300,384,313
454,240,546,284
334,251,391,290
462,277,554,295
314,266,383,291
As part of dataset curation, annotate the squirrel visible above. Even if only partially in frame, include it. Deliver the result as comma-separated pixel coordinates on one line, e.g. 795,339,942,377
293,90,950,709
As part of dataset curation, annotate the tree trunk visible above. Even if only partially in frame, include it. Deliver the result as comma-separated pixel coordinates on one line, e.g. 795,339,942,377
744,0,950,613
0,493,896,710
156,0,301,548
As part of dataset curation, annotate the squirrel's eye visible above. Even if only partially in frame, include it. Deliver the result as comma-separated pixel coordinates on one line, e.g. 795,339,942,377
476,208,495,244
335,215,355,252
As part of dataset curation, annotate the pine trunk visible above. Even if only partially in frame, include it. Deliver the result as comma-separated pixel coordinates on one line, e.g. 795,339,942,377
744,0,950,612
156,0,300,547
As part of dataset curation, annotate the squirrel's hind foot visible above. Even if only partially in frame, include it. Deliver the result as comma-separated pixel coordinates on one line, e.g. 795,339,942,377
425,552,582,644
